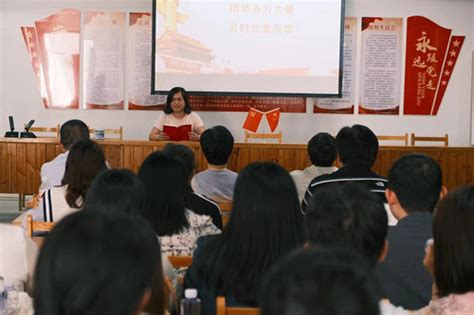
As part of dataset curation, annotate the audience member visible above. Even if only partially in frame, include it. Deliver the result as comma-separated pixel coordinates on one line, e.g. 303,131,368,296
40,119,90,190
163,143,223,229
138,151,220,275
191,126,238,203
184,162,304,315
0,224,38,292
302,124,387,212
376,153,446,309
261,246,380,315
290,132,338,202
29,139,107,222
84,169,146,216
419,186,474,314
33,211,165,315
83,168,178,312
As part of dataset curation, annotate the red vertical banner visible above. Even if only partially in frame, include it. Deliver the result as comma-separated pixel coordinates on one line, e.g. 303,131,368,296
431,36,465,115
21,26,50,108
403,16,452,115
265,108,281,132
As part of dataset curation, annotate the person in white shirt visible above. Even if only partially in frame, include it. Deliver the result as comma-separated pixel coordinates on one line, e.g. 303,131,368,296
40,119,90,190
191,126,238,203
290,132,338,202
149,87,205,141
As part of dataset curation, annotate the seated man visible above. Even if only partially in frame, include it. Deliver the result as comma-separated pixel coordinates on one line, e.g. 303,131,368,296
191,126,237,203
376,153,446,309
261,246,380,315
302,124,387,212
304,183,407,314
290,132,337,202
163,143,223,229
40,119,89,190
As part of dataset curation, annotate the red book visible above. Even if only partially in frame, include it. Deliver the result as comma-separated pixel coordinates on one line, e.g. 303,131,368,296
163,124,191,141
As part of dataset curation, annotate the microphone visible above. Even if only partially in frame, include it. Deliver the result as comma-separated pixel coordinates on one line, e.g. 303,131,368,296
4,116,19,138
20,119,37,138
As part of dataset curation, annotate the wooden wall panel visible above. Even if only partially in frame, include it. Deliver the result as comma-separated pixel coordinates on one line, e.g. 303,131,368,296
2,138,474,194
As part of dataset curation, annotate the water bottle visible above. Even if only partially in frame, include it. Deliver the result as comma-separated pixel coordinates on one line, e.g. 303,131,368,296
181,288,201,315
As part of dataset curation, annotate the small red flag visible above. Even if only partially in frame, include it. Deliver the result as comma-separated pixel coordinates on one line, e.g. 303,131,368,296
265,108,280,132
243,108,264,132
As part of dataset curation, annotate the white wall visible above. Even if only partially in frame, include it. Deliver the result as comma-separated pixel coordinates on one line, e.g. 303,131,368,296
0,0,473,144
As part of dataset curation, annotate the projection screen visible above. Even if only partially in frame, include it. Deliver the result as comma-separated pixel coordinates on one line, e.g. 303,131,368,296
152,0,345,96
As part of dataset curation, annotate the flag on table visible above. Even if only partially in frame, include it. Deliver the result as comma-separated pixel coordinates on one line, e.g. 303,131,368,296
265,107,281,132
243,108,264,132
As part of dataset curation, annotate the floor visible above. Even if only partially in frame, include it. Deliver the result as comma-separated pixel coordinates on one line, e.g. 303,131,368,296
0,194,25,223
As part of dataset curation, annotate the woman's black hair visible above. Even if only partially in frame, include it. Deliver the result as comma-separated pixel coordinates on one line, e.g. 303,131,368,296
137,151,189,236
163,87,192,115
200,162,304,305
61,139,107,208
433,185,474,297
33,210,165,315
84,169,146,216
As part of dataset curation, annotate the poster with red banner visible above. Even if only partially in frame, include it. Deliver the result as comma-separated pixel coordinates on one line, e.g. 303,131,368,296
314,17,357,114
83,12,126,110
189,95,305,113
128,13,166,110
21,26,50,108
34,9,80,109
403,16,464,116
359,17,403,115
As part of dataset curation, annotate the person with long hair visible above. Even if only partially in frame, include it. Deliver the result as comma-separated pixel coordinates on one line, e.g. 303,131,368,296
148,87,205,141
29,139,107,222
420,186,474,314
33,210,165,315
138,151,220,275
184,162,305,314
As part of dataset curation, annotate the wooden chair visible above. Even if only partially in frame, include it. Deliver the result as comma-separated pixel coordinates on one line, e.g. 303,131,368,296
411,133,448,146
25,213,54,237
29,125,60,138
377,134,409,146
167,256,193,268
216,296,260,315
244,130,282,144
218,202,232,212
89,126,123,140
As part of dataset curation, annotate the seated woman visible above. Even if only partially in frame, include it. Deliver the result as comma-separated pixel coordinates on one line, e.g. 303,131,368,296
138,151,220,275
184,162,305,315
29,139,107,222
420,186,474,314
83,169,179,301
33,210,165,315
148,87,205,141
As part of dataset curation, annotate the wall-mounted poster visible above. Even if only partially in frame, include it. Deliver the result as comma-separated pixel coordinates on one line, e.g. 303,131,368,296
34,9,80,109
314,17,357,114
404,16,464,116
83,12,126,110
21,26,50,108
359,17,403,115
128,13,166,110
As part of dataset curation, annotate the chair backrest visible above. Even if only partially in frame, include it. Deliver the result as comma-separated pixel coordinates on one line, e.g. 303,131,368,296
216,296,260,315
89,127,123,140
377,134,409,146
411,133,448,146
218,202,232,212
167,255,193,268
29,125,60,138
25,213,55,237
244,130,282,144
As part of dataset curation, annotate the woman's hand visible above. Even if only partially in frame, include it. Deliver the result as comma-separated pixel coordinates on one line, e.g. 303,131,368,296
189,132,200,141
157,132,170,141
